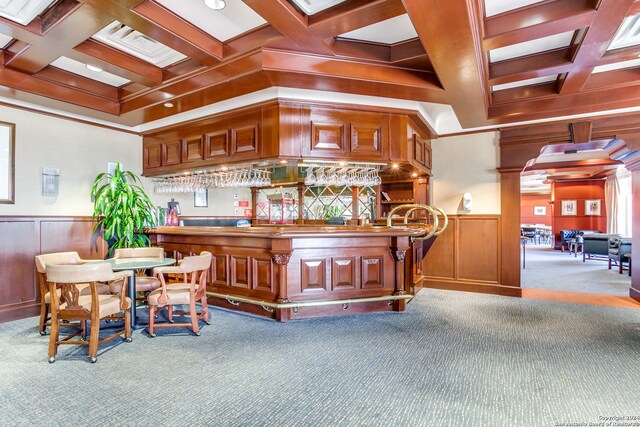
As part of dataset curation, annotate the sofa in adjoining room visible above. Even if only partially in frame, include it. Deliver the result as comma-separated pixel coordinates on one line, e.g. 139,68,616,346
559,230,601,252
582,234,621,262
608,237,632,274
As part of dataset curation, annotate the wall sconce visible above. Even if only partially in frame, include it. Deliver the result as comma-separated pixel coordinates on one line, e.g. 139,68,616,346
462,192,472,212
42,167,59,197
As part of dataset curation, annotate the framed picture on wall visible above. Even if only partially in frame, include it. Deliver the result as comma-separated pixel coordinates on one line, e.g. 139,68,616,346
561,200,577,216
585,199,601,216
533,206,546,216
194,189,208,208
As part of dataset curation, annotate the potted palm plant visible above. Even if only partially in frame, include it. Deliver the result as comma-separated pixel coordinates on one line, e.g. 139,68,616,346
90,164,156,255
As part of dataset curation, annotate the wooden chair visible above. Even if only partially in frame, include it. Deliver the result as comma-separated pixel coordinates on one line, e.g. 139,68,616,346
109,247,164,299
35,252,111,336
46,263,132,363
147,251,212,337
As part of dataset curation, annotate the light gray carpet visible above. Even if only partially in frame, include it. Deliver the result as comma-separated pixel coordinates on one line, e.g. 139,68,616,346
1,289,639,427
522,246,631,296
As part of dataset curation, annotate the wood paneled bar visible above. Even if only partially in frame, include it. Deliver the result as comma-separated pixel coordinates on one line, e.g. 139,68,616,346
149,225,424,321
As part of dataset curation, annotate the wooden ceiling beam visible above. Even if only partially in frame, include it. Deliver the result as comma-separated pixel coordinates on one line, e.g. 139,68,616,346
73,39,163,85
223,25,283,58
483,0,597,51
35,65,119,100
600,45,640,66
261,49,445,99
308,0,406,39
489,48,573,85
558,0,636,95
403,0,486,126
131,0,223,60
583,67,640,90
3,3,113,74
0,60,119,113
76,0,220,66
390,39,427,64
332,39,390,62
491,82,557,104
241,0,334,55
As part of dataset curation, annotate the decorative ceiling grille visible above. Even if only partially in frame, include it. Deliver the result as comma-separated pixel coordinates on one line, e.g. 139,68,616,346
93,21,186,67
289,0,347,15
608,14,640,51
0,0,54,25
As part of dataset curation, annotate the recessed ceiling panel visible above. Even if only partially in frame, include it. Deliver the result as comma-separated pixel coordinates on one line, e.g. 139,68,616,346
484,0,545,17
156,0,266,42
489,31,574,63
93,21,186,68
0,33,13,47
492,75,557,91
290,0,347,15
0,0,54,25
608,14,640,51
593,58,640,74
339,14,418,45
50,57,131,87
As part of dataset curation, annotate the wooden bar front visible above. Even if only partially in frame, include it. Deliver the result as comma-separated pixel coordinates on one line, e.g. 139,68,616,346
149,226,422,321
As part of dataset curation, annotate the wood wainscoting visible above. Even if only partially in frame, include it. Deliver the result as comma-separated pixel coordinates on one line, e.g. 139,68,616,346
0,216,105,323
421,215,517,296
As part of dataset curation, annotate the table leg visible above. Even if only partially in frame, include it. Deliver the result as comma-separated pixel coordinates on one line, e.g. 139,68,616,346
127,273,139,329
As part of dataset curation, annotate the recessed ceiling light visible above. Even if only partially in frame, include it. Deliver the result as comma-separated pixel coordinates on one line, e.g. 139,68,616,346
85,64,103,72
411,172,418,178
203,0,226,10
163,102,174,108
279,160,288,164
391,163,399,169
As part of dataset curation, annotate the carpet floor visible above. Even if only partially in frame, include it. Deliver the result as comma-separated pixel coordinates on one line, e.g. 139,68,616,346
1,289,639,427
521,246,631,296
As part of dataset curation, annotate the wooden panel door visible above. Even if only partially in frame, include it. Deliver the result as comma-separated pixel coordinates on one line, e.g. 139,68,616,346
331,257,356,290
413,134,425,165
252,257,274,293
300,259,327,293
230,123,259,159
204,130,228,159
361,256,384,288
181,136,204,163
162,141,181,166
211,254,229,286
350,123,382,155
143,144,161,170
231,255,251,289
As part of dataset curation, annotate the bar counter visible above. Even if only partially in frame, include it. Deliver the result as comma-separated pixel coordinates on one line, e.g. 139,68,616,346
149,225,426,321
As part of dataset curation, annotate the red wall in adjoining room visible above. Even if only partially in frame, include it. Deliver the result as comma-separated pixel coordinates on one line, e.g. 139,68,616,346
521,194,552,226
552,180,607,244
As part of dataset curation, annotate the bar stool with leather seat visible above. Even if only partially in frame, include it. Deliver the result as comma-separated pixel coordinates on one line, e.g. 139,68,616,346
35,252,111,336
46,262,132,363
108,247,164,300
147,251,212,337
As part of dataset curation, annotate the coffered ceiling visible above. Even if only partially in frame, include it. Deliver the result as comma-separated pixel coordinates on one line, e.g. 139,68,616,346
0,0,639,134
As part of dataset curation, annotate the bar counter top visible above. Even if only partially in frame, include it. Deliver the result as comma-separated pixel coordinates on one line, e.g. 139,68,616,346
150,224,428,239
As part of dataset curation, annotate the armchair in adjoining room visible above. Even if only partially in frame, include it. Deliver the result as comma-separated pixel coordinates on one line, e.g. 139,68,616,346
45,263,132,363
147,251,212,337
583,234,620,262
35,252,111,336
608,238,632,274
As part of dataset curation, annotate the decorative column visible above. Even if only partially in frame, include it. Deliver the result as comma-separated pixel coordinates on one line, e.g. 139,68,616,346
272,238,293,321
391,236,411,311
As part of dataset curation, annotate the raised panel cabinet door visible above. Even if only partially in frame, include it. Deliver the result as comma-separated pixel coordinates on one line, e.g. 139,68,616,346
300,259,327,293
211,254,229,286
231,255,251,289
181,136,204,163
361,256,384,288
162,140,181,166
350,124,381,154
143,144,161,169
204,130,229,159
413,135,425,165
310,122,345,155
331,257,356,290
230,123,259,157
252,257,274,293
424,145,432,169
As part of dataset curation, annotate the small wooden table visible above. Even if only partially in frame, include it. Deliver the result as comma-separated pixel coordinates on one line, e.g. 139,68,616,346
105,257,176,329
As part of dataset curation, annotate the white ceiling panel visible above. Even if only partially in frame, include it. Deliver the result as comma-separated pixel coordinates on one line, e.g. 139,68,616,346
50,57,131,87
593,58,640,74
0,0,54,25
290,0,347,15
608,14,640,51
93,22,186,68
492,75,557,91
339,14,418,45
484,0,545,17
489,31,574,63
156,0,266,42
0,33,13,47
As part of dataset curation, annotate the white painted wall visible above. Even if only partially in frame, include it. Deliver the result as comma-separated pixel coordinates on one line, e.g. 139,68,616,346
0,105,251,218
431,131,501,215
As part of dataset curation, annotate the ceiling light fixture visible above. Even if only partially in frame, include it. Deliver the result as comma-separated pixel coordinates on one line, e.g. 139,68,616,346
203,0,226,10
163,102,174,108
85,64,103,72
